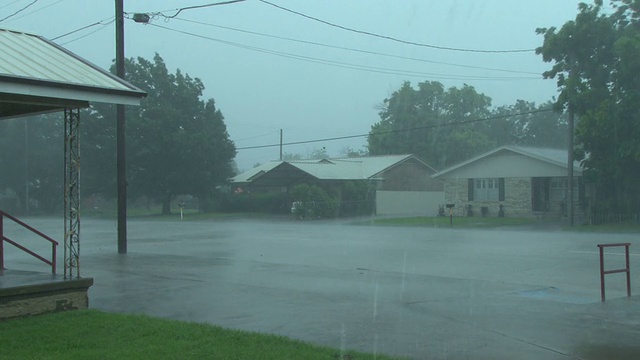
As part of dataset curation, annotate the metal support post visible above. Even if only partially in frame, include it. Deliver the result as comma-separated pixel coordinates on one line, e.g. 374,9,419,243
598,243,631,302
64,108,81,279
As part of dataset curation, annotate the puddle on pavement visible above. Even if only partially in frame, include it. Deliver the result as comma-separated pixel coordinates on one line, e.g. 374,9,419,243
577,344,640,360
514,287,595,304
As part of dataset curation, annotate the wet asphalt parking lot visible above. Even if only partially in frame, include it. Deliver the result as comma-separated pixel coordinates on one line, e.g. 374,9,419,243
4,216,640,359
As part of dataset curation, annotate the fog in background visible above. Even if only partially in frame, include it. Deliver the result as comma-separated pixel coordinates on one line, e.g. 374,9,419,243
2,0,597,170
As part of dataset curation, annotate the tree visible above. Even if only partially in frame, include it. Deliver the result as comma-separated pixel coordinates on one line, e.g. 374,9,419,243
368,81,494,169
282,152,303,161
26,114,64,213
490,100,567,148
88,53,236,214
308,147,328,160
0,114,63,214
290,184,338,219
339,146,368,158
81,106,118,200
0,118,31,213
537,0,640,213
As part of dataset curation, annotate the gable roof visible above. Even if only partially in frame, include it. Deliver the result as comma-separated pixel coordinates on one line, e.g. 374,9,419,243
232,154,434,184
432,145,582,179
0,28,146,119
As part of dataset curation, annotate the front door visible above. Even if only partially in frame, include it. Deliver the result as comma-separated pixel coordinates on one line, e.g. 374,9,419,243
531,177,550,212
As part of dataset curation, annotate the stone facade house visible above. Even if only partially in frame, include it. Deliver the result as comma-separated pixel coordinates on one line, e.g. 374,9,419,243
432,146,584,218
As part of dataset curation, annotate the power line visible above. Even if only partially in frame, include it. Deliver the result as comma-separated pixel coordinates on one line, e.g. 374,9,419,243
0,0,38,23
257,0,535,54
0,0,23,12
44,0,246,42
174,17,541,76
236,109,553,151
0,0,66,24
59,19,115,46
51,17,114,41
148,23,541,81
235,130,280,143
155,0,246,19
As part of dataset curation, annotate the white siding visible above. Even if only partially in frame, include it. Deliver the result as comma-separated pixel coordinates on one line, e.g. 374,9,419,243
376,191,444,216
439,152,575,179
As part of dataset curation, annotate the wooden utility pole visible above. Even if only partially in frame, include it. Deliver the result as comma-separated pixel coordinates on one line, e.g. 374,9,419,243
568,102,574,226
116,0,127,253
567,62,576,226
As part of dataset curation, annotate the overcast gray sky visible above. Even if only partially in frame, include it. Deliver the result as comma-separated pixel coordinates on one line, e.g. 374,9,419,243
2,0,595,171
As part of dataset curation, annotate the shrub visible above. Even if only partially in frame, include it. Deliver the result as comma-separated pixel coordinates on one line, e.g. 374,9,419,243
214,191,290,214
290,184,339,219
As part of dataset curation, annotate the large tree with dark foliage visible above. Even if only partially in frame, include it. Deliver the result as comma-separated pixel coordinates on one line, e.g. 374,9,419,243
537,0,640,213
86,53,236,214
0,114,63,214
0,54,236,215
491,100,567,148
367,81,494,169
367,81,567,170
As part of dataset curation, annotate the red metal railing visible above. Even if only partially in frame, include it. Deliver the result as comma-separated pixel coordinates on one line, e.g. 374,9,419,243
598,243,631,302
0,210,58,274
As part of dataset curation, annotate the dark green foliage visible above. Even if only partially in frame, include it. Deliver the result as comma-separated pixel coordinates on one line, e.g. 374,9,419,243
215,181,375,217
367,82,566,170
85,54,236,214
80,106,117,200
492,100,567,148
290,184,339,219
0,54,236,216
368,81,493,169
0,114,63,214
537,0,640,214
215,191,291,214
339,181,376,217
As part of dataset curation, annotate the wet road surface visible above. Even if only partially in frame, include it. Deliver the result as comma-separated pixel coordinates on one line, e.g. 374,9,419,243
4,216,640,359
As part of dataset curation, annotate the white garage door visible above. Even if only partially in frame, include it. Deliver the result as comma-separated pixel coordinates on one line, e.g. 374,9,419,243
376,191,445,216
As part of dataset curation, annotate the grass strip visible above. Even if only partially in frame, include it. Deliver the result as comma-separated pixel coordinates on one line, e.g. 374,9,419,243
367,216,640,232
0,310,399,360
365,216,536,228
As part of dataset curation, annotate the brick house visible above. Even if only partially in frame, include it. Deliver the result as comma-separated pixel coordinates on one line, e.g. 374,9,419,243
432,146,584,218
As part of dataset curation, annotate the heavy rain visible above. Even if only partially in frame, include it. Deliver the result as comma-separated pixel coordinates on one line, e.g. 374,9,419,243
1,1,640,359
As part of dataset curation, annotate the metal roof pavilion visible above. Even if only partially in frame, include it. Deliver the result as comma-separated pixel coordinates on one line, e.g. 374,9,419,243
0,27,145,279
0,28,145,119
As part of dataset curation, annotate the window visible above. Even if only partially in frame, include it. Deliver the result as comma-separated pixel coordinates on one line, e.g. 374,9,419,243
550,177,579,201
474,178,499,201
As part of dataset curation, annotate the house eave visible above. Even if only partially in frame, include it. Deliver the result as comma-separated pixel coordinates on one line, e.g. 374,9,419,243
0,75,145,106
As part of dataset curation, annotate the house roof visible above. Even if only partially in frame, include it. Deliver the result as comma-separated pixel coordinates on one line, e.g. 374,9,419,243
0,28,146,119
232,154,433,184
432,145,583,179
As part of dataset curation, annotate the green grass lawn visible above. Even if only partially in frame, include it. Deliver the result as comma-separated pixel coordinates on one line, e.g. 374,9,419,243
365,216,537,228
0,310,400,360
365,215,640,233
567,222,640,233
83,208,245,221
